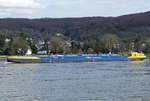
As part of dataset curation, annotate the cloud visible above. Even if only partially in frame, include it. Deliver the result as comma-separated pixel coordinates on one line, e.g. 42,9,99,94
0,0,43,17
0,0,150,18
43,0,150,18
49,0,84,7
0,0,42,8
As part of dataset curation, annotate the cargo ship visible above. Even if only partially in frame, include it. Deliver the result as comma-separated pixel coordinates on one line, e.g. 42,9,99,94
7,50,147,63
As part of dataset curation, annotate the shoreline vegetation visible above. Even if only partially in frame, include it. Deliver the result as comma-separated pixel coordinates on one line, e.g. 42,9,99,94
0,12,150,57
0,32,150,57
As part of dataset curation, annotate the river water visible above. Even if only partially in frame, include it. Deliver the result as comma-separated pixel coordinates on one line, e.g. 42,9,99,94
0,60,150,101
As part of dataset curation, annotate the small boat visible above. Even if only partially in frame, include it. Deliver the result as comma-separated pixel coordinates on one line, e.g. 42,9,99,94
7,50,147,63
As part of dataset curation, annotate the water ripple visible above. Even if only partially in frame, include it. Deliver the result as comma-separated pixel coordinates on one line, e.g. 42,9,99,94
0,60,149,101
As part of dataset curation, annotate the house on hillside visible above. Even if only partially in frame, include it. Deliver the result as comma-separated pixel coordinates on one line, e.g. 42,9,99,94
26,49,32,55
5,38,11,42
36,40,47,55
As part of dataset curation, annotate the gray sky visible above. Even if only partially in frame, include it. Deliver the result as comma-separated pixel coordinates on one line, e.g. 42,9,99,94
0,0,150,18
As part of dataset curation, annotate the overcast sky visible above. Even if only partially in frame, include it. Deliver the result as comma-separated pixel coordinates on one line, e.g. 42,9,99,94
0,0,150,18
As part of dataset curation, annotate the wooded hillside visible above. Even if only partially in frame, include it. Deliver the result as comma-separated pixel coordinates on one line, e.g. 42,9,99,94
1,11,150,41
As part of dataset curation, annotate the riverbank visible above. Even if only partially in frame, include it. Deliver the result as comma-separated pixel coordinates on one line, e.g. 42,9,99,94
146,54,150,59
0,56,7,61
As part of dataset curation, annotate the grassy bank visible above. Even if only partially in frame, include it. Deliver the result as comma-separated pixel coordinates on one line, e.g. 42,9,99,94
0,56,7,61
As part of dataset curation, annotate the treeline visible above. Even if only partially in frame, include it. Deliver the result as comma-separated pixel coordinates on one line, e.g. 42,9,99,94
1,32,150,55
0,33,37,55
1,11,150,41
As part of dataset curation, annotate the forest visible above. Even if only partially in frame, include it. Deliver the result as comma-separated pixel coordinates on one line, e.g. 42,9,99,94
0,11,150,55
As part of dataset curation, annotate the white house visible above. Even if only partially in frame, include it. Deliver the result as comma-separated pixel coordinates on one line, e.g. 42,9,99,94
26,49,32,55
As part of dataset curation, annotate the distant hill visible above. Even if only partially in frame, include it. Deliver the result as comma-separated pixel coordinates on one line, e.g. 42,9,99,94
1,11,150,41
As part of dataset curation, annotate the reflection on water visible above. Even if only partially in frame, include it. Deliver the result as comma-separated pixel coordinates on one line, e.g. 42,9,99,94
0,60,150,101
130,60,145,65
128,60,150,76
7,63,39,67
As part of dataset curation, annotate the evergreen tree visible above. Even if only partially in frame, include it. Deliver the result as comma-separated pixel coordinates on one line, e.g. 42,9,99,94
0,34,6,54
